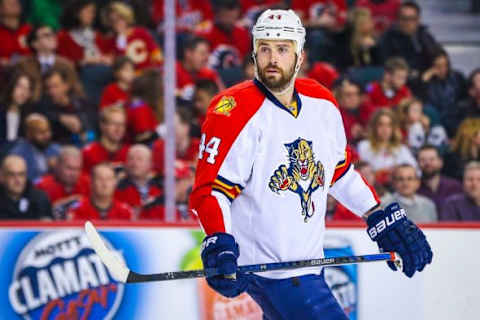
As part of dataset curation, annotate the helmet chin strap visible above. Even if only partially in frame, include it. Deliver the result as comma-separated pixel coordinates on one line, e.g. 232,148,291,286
253,53,302,97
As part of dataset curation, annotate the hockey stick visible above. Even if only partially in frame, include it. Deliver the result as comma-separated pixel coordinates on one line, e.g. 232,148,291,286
85,221,402,284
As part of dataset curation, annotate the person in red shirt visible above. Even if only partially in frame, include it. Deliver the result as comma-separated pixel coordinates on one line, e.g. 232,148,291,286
105,2,162,71
82,106,129,174
0,0,31,67
239,0,282,27
193,79,219,127
177,36,223,100
333,77,376,143
356,0,402,35
197,0,251,69
115,144,164,219
153,108,200,176
99,56,135,109
292,0,347,31
68,163,133,220
125,71,160,144
57,0,114,66
35,146,90,219
366,56,411,109
152,0,213,32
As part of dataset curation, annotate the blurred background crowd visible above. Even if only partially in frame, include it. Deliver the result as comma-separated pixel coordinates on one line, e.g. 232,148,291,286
0,0,479,223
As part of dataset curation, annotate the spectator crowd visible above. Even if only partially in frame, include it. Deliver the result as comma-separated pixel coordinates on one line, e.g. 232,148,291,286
0,0,479,222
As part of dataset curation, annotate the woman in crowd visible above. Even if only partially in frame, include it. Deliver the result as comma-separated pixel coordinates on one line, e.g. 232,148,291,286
357,108,418,186
57,0,113,67
444,118,480,180
103,1,162,72
396,98,448,154
0,72,34,145
329,7,382,72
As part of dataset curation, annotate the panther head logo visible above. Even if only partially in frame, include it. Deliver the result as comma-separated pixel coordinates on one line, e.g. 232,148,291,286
269,138,325,222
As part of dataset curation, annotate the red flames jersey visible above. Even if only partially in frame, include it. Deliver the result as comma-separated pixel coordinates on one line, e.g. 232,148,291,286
292,0,348,28
82,141,130,174
57,30,113,63
67,197,133,220
126,99,159,139
152,0,213,31
152,137,200,175
35,174,90,204
99,83,130,109
196,23,251,60
114,176,164,219
176,61,221,100
366,81,411,109
189,78,379,279
112,27,163,71
0,23,31,61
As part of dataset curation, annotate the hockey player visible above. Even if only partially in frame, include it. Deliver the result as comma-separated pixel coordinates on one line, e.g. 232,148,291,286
189,9,432,319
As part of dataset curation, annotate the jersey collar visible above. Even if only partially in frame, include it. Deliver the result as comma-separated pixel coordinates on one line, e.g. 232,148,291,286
254,78,302,118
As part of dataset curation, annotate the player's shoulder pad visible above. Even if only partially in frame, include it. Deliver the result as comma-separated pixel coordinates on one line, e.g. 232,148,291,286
295,78,339,108
206,80,265,120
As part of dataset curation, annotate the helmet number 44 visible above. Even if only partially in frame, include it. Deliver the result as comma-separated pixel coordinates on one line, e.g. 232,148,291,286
199,133,221,164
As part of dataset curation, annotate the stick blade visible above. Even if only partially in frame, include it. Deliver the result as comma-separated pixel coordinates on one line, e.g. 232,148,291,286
84,221,130,283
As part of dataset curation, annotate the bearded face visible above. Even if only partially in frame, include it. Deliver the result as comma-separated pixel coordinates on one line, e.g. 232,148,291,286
257,58,297,92
255,40,300,92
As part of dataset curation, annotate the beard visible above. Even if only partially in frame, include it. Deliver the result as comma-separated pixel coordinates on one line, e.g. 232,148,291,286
421,167,441,180
257,61,296,92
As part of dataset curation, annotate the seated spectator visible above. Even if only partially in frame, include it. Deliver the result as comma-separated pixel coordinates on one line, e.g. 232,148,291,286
444,118,480,180
292,0,347,31
152,0,213,32
417,145,462,209
104,1,162,72
366,56,411,109
379,1,440,76
420,49,466,134
197,0,251,69
153,108,200,176
115,144,164,219
35,67,95,144
357,108,417,185
452,69,480,136
333,77,375,143
35,145,90,219
68,163,133,220
0,72,34,144
16,24,83,101
441,161,480,221
299,48,339,89
239,0,283,28
396,98,447,154
82,106,129,174
0,0,31,67
57,0,114,67
193,79,219,128
176,36,223,100
10,113,60,181
382,163,438,222
356,0,401,35
0,155,52,219
99,56,135,109
329,7,382,72
28,0,64,30
126,71,160,144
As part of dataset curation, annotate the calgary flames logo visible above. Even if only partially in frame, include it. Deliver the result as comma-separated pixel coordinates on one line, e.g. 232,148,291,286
269,138,325,222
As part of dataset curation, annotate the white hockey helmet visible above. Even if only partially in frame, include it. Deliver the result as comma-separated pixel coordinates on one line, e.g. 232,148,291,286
252,9,306,55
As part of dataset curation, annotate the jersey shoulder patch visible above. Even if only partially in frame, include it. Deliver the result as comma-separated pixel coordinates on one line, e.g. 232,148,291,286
206,80,265,121
295,78,338,108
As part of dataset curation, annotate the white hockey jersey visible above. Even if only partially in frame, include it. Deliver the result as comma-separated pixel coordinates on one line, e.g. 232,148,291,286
189,78,380,279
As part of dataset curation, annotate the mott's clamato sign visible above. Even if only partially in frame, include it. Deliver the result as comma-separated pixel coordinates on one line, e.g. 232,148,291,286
8,230,125,319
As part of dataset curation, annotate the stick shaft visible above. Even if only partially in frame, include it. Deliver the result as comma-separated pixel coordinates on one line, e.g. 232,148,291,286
126,253,394,283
